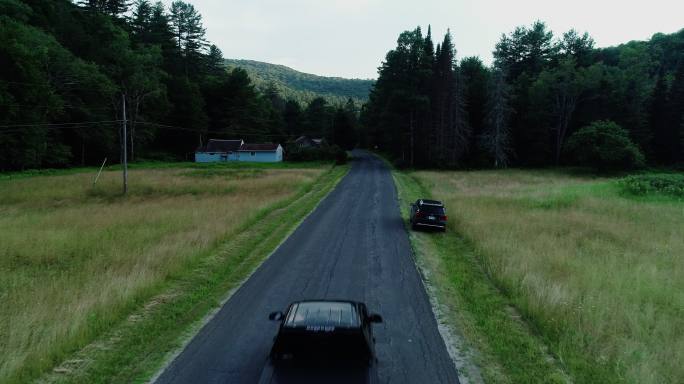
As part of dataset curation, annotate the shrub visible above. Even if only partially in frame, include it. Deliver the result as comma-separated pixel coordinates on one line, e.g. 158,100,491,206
565,120,645,171
620,173,684,197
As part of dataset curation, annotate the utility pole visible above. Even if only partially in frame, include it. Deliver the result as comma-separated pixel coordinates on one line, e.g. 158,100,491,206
122,93,128,195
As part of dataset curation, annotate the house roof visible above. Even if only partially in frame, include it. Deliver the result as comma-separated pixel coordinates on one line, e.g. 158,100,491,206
205,139,243,152
239,143,281,151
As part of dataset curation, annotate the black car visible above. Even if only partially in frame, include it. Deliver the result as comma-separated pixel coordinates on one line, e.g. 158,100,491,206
259,301,383,383
409,199,447,231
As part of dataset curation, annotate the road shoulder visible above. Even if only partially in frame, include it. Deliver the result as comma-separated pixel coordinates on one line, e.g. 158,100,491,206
392,169,571,384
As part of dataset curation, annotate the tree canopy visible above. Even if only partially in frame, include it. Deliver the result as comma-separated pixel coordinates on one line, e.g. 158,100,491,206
0,0,359,170
362,22,684,169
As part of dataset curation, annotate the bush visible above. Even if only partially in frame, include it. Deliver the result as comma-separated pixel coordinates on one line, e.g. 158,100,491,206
565,120,645,171
620,173,684,197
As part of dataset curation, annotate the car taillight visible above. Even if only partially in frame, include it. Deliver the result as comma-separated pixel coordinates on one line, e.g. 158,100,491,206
415,211,423,218
441,215,448,221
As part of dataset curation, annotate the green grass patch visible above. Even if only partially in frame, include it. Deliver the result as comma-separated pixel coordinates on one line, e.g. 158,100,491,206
619,173,684,199
393,171,569,383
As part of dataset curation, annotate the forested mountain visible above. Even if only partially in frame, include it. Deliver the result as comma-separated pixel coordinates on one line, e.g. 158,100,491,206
0,0,359,171
224,59,374,106
362,23,684,170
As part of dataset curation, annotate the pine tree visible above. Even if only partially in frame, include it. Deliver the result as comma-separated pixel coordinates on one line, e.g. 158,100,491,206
148,2,174,49
482,69,513,167
169,1,207,75
668,59,684,163
264,81,285,112
283,99,304,137
431,33,454,163
460,56,490,165
131,0,152,44
648,69,668,163
431,31,469,166
559,29,595,66
448,66,470,165
79,0,129,17
205,44,225,76
78,0,107,13
105,0,130,17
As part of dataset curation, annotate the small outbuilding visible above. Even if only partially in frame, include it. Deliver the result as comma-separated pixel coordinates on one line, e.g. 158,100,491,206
294,136,326,149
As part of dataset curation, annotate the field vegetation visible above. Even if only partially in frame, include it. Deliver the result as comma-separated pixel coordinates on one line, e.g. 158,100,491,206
0,162,345,383
620,173,684,198
395,169,683,383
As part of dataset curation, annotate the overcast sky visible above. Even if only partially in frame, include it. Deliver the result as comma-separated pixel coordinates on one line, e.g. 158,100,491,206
173,0,684,79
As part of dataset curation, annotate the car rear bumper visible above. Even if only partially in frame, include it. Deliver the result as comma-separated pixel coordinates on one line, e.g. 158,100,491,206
413,221,446,229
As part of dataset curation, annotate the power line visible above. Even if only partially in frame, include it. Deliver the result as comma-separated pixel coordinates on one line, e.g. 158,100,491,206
1,80,109,92
135,121,288,137
0,122,121,135
0,102,114,111
0,119,291,139
0,120,123,129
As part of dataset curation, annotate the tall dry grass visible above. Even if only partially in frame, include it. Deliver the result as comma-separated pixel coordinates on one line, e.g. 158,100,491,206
412,169,683,383
0,166,323,381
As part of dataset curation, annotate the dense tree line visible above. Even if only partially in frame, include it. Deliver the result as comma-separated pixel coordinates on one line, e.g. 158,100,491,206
0,0,359,171
362,23,684,169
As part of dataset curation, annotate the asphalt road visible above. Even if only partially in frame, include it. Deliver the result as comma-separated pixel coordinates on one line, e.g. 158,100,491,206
154,151,460,384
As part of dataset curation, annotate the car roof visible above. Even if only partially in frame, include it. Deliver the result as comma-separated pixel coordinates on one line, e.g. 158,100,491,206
284,301,361,329
418,199,444,206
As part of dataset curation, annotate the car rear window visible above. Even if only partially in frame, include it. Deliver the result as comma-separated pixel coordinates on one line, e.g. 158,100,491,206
285,302,360,328
419,205,445,215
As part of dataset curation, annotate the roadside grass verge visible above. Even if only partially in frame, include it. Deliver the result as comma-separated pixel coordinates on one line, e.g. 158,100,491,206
0,160,332,181
0,163,347,383
393,171,568,384
397,169,683,384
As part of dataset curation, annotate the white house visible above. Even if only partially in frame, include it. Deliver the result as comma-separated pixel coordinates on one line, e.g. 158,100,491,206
195,139,283,163
195,139,243,162
237,143,283,162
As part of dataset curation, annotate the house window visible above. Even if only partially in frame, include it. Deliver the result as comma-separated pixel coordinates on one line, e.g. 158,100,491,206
250,151,255,156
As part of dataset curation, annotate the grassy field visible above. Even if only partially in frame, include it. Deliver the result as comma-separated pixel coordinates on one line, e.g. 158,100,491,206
394,169,683,384
0,162,347,383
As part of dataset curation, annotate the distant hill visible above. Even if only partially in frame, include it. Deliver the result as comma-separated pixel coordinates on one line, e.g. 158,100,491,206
224,59,374,106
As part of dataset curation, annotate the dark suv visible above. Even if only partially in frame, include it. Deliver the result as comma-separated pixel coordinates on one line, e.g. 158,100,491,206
267,300,382,363
259,301,383,383
409,199,447,231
